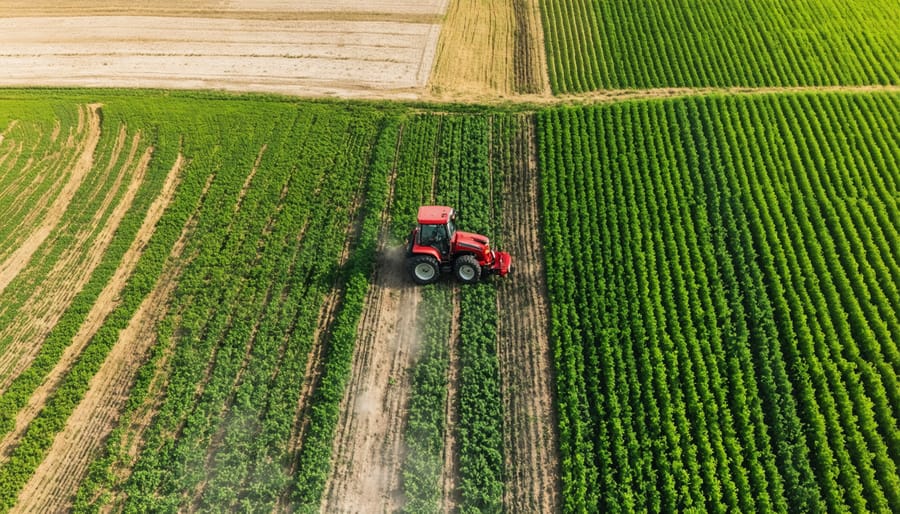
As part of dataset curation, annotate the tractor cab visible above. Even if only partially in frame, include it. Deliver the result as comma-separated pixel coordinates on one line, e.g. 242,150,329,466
406,205,511,285
415,206,456,256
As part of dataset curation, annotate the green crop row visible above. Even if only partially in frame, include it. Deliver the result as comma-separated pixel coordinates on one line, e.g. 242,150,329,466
0,112,167,445
0,103,144,360
57,99,386,512
435,115,506,513
291,117,395,510
540,0,900,92
0,107,178,513
402,284,453,513
0,101,78,261
538,93,900,512
392,113,510,511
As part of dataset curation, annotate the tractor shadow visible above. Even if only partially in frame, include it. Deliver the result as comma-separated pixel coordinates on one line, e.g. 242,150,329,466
378,243,416,290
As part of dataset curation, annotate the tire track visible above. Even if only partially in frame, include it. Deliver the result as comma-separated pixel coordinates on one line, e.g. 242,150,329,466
321,244,421,513
441,288,462,513
497,115,560,513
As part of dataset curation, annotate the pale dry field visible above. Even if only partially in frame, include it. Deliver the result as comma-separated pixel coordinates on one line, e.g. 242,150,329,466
0,1,451,99
430,0,549,100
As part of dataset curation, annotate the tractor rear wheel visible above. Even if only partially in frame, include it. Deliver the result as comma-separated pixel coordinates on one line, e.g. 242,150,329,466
454,254,481,284
408,254,440,285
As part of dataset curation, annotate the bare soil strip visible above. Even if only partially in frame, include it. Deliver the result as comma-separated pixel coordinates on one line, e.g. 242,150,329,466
0,141,154,463
0,103,100,295
0,129,145,392
321,243,421,513
497,116,560,512
11,154,185,513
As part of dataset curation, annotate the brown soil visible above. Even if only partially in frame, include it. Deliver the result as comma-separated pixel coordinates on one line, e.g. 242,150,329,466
511,0,550,94
442,289,462,513
320,243,421,513
496,116,560,512
11,154,184,513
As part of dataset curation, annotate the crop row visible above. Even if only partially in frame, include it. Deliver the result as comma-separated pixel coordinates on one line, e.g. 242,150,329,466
435,115,506,513
402,283,453,513
0,101,78,261
0,106,176,512
538,93,899,511
0,103,136,358
391,113,511,511
291,116,395,509
539,0,900,92
62,100,387,512
390,114,455,512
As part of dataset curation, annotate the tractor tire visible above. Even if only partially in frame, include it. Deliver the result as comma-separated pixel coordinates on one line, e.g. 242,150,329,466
454,254,481,284
408,255,440,285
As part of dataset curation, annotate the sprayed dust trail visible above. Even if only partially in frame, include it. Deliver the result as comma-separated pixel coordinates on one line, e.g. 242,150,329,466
0,103,101,294
12,154,185,513
321,245,421,513
497,116,560,512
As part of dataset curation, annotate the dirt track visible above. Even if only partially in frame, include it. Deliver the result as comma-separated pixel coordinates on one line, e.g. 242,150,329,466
322,245,421,513
497,116,560,512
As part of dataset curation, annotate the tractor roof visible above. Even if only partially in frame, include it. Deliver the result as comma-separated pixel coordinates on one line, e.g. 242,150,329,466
417,205,454,225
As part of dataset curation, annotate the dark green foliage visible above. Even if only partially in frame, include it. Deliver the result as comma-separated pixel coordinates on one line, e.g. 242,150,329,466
540,0,900,92
538,93,900,512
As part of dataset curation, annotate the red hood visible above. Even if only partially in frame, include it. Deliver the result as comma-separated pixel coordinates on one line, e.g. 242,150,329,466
453,230,490,251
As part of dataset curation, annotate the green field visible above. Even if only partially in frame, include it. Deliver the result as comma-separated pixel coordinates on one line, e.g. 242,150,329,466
539,92,900,511
540,0,900,92
1,41,899,513
1,87,896,512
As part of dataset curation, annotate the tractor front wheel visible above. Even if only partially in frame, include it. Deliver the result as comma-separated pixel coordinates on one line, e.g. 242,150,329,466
454,254,481,284
408,255,440,285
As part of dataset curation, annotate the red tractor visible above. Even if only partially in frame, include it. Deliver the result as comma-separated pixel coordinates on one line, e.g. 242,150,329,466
406,205,511,284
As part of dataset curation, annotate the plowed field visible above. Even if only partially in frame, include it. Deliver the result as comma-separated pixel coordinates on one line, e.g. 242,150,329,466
0,1,449,99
